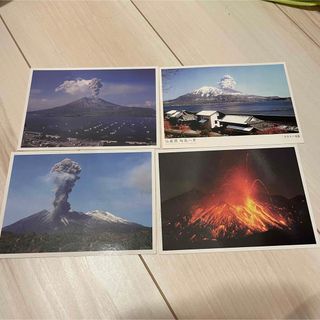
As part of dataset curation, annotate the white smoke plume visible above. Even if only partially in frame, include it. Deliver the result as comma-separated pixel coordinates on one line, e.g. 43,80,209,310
218,75,236,90
55,78,103,97
50,158,81,217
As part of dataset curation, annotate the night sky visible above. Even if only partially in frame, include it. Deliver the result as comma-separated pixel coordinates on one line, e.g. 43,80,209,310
159,147,306,202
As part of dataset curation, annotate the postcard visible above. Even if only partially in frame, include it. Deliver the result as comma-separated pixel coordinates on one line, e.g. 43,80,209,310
0,150,155,257
19,67,158,150
157,146,318,253
160,63,303,148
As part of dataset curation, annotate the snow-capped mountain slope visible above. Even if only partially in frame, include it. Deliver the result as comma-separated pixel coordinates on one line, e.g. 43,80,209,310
164,87,285,107
192,86,223,97
85,210,130,224
3,209,146,235
192,86,242,97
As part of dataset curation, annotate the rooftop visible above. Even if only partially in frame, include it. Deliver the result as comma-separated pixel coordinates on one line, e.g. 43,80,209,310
196,110,218,116
220,114,253,125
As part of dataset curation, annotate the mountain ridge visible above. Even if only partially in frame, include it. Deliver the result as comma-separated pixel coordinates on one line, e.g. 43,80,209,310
3,209,148,235
28,97,156,117
164,86,290,107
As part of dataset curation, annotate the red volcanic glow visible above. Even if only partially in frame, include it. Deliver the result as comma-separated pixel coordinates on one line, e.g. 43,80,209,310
189,166,291,240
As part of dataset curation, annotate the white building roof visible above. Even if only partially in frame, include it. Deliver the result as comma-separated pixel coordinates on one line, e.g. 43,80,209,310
171,111,183,118
220,114,252,125
226,124,253,132
196,110,218,116
166,110,178,115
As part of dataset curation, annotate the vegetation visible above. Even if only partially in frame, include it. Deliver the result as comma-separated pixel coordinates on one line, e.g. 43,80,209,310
0,229,152,253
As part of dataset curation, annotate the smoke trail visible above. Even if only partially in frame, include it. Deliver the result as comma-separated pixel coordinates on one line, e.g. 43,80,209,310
88,78,103,98
50,158,81,217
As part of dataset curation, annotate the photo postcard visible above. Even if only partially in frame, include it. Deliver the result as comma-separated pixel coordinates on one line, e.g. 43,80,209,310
161,63,303,148
158,146,318,253
20,67,158,149
0,150,155,257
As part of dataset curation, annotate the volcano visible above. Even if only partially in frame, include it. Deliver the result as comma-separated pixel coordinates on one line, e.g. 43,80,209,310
163,86,288,107
0,209,152,253
22,96,157,147
160,163,315,251
28,97,155,117
187,167,293,240
2,209,147,235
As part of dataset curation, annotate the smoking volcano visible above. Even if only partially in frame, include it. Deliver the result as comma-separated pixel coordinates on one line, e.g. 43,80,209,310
0,158,152,253
188,165,292,240
160,149,316,251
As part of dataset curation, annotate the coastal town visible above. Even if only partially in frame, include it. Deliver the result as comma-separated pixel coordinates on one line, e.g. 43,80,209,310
22,119,155,147
164,109,299,138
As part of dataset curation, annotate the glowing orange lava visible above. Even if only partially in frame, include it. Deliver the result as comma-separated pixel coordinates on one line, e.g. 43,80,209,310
189,166,291,240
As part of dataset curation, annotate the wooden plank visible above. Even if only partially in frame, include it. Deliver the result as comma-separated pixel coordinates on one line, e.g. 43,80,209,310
276,5,320,47
0,1,179,318
144,250,320,319
0,1,178,67
0,256,174,319
133,1,320,318
0,21,30,206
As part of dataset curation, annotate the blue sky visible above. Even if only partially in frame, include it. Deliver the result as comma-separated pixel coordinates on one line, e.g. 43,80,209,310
162,64,291,100
28,69,156,111
3,152,152,227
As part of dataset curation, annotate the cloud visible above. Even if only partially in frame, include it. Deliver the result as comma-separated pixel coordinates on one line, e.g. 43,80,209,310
55,78,103,97
218,75,236,90
127,161,152,193
101,83,148,96
98,160,152,195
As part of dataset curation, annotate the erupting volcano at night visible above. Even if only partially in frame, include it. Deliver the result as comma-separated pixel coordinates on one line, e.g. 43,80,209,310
159,147,316,251
188,165,292,241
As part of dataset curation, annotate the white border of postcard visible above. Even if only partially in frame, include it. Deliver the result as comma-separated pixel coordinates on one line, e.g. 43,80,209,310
160,63,304,149
156,145,319,254
0,149,157,258
18,67,160,151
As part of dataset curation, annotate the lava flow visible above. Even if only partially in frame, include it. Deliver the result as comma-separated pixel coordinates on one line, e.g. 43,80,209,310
188,166,292,240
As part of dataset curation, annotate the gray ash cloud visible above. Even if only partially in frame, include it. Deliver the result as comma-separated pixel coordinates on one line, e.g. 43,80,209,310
50,158,81,217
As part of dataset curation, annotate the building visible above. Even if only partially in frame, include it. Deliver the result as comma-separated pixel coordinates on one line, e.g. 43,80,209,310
196,110,221,129
165,110,182,119
219,115,262,133
166,109,197,125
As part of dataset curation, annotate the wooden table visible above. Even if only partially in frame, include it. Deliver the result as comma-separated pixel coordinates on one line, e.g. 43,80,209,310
0,1,320,318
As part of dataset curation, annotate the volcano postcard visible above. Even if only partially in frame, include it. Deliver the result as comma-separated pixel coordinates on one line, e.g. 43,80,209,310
161,63,303,148
0,151,155,257
158,146,318,253
19,67,158,149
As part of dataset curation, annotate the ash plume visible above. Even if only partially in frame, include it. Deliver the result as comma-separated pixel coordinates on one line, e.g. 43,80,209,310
55,77,103,98
50,158,81,217
218,75,236,90
88,78,103,98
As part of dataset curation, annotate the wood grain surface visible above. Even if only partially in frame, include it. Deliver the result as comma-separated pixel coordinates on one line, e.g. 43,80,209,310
0,1,319,319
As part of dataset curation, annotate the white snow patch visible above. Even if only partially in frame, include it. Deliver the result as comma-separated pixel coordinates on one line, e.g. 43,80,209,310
193,86,223,97
85,210,130,224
